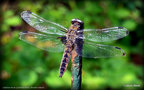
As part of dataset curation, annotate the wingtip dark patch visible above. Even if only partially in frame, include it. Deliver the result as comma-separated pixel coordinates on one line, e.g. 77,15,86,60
126,30,129,35
118,27,123,29
115,47,121,50
26,10,32,14
123,53,126,56
22,31,28,33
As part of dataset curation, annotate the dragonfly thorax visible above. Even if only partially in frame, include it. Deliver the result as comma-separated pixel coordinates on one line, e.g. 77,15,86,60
66,29,77,44
65,19,84,47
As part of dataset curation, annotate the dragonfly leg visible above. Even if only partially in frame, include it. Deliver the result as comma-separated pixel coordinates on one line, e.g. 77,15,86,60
57,36,67,45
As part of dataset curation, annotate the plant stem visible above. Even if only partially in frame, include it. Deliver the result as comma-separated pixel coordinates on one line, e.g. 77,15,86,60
71,50,82,90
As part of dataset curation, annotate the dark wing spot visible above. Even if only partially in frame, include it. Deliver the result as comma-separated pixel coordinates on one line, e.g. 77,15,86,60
115,47,121,49
126,30,129,35
118,27,123,29
22,31,28,33
27,10,32,14
123,52,126,56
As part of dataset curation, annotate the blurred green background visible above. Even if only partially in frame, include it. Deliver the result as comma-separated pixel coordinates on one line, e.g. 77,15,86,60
0,0,143,89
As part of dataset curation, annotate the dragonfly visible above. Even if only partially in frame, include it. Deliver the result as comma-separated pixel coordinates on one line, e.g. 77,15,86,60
19,11,129,77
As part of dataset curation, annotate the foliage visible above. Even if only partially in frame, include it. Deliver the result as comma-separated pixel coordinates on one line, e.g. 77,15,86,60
0,0,143,89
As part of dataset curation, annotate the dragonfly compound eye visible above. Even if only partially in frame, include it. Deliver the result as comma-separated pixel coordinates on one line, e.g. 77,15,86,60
71,21,75,24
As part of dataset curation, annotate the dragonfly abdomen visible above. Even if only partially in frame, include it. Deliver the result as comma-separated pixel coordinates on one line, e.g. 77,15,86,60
59,46,72,77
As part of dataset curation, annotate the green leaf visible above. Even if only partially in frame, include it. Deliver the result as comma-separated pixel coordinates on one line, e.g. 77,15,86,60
18,70,38,86
45,70,71,87
1,24,9,32
116,8,130,18
122,20,137,30
3,10,14,18
4,16,22,26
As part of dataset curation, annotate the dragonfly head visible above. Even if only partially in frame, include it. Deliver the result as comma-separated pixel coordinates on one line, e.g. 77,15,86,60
71,19,84,30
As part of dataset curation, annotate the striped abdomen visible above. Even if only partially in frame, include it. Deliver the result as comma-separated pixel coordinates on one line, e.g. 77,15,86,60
59,46,72,77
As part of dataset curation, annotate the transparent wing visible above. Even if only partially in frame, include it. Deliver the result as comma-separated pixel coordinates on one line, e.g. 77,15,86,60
78,27,128,42
77,41,125,58
19,32,65,52
21,11,68,35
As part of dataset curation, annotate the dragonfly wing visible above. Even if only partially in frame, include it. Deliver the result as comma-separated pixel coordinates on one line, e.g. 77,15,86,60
21,11,68,35
19,32,65,52
76,41,125,58
78,27,128,42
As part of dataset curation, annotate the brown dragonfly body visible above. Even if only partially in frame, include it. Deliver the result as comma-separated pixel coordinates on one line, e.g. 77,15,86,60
59,19,84,77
